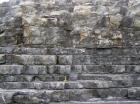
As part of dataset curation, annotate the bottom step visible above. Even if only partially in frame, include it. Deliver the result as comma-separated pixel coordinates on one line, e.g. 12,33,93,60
0,88,140,104
51,101,140,104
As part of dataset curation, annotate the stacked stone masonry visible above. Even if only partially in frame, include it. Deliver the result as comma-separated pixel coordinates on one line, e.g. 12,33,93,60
0,0,140,104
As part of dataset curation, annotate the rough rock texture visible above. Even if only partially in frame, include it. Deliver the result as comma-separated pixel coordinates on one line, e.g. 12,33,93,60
0,0,140,103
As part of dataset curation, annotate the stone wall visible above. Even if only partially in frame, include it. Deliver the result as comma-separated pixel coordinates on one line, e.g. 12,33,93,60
0,0,140,104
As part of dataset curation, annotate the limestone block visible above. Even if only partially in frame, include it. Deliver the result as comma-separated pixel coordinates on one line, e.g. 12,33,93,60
58,55,73,64
48,65,71,74
14,55,56,65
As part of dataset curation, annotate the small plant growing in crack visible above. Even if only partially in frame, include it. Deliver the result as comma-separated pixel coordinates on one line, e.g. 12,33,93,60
64,75,68,83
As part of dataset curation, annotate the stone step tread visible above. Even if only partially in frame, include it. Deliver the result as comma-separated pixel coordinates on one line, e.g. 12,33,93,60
0,88,137,92
0,80,133,83
0,80,136,89
0,88,139,103
80,73,136,77
0,88,138,93
78,74,136,80
63,101,140,104
11,101,140,104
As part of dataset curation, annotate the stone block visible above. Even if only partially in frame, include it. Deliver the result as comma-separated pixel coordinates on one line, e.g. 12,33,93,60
24,65,47,74
73,55,97,65
48,65,71,74
58,55,73,65
14,55,56,65
0,54,5,64
0,65,23,74
128,88,140,100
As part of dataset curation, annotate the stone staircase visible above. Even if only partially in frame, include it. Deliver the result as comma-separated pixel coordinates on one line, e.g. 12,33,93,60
0,47,139,103
0,0,140,103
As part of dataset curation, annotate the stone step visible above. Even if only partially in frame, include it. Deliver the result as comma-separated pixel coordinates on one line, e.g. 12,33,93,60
0,65,139,82
0,87,140,103
0,89,53,104
78,74,140,87
79,74,140,87
0,65,139,76
1,54,140,65
0,75,66,82
4,55,140,65
0,65,140,75
0,74,136,82
78,74,134,81
11,101,140,104
1,46,140,56
9,54,140,65
67,101,140,104
72,65,140,74
50,101,140,104
0,74,139,83
0,89,106,103
0,65,128,75
72,55,140,65
0,80,135,90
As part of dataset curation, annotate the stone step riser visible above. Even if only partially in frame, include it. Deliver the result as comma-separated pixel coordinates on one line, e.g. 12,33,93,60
3,54,140,65
0,81,134,90
0,74,134,81
1,47,140,56
1,54,140,65
0,81,140,90
0,75,66,82
0,65,140,74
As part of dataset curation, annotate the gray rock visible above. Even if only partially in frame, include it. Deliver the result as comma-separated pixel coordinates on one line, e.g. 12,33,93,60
13,55,56,65
48,65,71,74
58,55,73,65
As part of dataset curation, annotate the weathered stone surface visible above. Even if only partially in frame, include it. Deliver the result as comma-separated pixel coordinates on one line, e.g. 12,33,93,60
58,55,73,65
48,65,71,74
24,65,47,74
0,54,5,64
1,0,136,47
13,47,48,55
73,55,140,65
13,55,56,65
0,65,23,74
69,101,140,104
0,0,140,103
24,27,71,46
128,88,140,100
0,75,67,82
72,65,126,74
